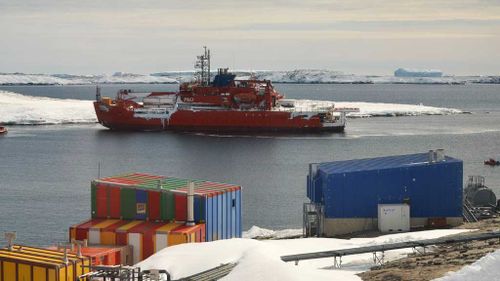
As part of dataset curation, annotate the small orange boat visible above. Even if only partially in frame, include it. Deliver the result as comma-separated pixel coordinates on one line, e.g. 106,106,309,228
0,126,7,135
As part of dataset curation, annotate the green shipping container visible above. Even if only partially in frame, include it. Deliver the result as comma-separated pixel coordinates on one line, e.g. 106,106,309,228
160,192,175,221
121,188,136,219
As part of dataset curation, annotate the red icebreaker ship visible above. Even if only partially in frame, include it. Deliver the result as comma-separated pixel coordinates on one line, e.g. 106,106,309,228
94,48,357,133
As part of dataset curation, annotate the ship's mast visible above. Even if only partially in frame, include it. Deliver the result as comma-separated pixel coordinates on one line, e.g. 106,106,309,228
195,46,211,86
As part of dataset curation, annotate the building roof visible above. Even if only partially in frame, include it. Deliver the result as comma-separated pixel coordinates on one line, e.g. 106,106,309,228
94,172,241,195
318,153,462,175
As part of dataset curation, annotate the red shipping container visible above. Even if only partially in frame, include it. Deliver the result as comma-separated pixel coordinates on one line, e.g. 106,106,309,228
109,186,121,218
148,191,161,221
96,184,108,218
175,193,187,222
70,219,105,241
128,221,163,262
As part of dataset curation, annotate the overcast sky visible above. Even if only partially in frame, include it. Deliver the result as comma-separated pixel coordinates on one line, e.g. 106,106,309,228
0,0,499,75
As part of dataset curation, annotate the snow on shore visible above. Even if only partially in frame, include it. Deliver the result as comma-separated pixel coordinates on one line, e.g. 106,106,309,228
337,101,463,117
0,91,463,125
1,71,499,85
0,91,96,125
434,249,500,281
0,72,177,85
136,229,469,281
243,226,302,239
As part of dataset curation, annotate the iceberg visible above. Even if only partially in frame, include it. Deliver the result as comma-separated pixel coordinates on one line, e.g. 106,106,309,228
394,68,443,78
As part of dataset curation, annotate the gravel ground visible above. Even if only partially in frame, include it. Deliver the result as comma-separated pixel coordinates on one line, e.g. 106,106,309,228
358,219,500,281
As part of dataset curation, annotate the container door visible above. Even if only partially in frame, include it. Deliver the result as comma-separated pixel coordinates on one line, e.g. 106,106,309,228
206,196,213,242
236,189,241,237
100,231,116,245
143,230,155,260
148,191,161,221
33,266,47,281
116,232,128,245
89,229,101,244
96,184,108,218
194,195,205,223
18,264,31,281
128,233,142,264
217,193,222,240
231,190,236,238
75,228,89,241
135,190,148,220
109,187,121,218
121,188,136,220
160,192,175,221
155,234,168,252
175,194,187,222
222,192,227,239
3,261,15,281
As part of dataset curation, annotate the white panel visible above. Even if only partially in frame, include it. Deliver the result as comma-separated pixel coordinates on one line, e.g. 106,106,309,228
155,234,168,252
88,229,101,244
128,233,142,265
378,204,410,232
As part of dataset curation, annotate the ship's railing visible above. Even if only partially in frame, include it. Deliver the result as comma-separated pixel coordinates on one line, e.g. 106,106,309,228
134,108,170,115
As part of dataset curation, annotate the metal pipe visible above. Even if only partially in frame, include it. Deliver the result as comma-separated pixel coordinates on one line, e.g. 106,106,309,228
187,182,195,226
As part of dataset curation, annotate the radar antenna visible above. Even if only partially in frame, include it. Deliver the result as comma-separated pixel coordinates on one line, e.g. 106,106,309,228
195,46,211,86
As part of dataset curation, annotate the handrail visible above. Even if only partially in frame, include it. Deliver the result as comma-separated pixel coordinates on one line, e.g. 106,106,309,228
281,231,500,264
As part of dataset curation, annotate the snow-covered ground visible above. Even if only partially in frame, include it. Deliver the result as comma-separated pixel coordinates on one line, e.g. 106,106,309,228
1,71,498,85
243,226,303,239
0,91,96,125
0,91,464,125
0,72,177,85
136,228,470,281
285,99,463,117
434,249,500,281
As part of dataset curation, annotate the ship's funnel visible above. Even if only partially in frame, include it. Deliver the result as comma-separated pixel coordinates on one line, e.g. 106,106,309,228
186,182,195,226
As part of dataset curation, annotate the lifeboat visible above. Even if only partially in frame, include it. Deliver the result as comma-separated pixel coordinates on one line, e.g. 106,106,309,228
484,158,500,166
0,126,7,135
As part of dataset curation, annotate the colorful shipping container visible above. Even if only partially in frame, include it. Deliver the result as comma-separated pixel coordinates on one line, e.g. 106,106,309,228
47,245,132,266
90,173,242,241
0,245,90,281
70,219,206,264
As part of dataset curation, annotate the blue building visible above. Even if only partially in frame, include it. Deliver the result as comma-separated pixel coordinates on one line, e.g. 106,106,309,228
306,151,463,236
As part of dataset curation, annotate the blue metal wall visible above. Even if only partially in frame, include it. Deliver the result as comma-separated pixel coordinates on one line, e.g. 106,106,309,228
202,188,242,241
308,153,463,219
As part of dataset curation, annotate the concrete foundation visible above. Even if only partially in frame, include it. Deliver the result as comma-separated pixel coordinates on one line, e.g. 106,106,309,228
323,217,463,237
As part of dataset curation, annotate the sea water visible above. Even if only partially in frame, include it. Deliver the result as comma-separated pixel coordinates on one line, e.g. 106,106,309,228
0,83,499,246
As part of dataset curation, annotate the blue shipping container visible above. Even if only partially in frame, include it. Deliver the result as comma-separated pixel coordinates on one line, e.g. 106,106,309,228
236,189,242,238
206,196,213,241
308,153,463,219
135,189,148,220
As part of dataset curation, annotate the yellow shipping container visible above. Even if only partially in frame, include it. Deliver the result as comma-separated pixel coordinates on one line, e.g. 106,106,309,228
0,245,90,281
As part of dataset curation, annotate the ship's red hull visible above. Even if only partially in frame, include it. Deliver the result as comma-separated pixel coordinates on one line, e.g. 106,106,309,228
94,102,344,133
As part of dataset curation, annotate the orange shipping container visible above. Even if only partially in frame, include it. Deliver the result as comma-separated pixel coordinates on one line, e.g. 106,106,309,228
70,219,206,264
47,245,133,266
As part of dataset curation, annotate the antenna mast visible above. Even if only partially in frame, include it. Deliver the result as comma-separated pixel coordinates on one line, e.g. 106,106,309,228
195,46,211,86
